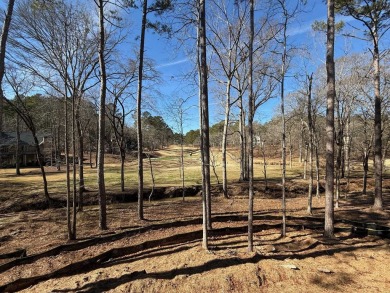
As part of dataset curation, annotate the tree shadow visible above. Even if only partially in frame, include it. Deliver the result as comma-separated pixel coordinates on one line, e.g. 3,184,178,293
2,216,385,293
51,240,382,293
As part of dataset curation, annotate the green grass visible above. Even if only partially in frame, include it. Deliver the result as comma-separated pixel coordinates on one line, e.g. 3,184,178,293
2,146,386,199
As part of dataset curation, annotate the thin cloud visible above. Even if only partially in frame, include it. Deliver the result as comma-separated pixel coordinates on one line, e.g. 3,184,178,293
287,15,355,37
157,58,189,68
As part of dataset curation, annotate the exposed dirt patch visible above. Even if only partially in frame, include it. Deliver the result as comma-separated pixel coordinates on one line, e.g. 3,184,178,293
0,181,389,292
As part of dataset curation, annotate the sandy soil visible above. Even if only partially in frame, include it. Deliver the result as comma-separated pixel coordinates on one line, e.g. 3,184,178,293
0,179,389,293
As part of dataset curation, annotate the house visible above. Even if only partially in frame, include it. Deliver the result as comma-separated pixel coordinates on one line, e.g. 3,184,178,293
0,132,52,168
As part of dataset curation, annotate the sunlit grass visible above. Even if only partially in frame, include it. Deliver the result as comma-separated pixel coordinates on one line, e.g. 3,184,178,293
1,146,386,200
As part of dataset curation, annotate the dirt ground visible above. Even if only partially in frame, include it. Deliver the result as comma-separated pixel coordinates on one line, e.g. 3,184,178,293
0,178,389,293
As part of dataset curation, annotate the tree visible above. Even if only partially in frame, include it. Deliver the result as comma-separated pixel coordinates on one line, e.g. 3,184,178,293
247,0,254,252
97,0,108,230
0,0,15,133
198,0,211,250
136,0,148,220
9,0,104,231
107,58,137,192
3,87,51,203
336,0,390,209
135,0,173,220
274,0,299,237
334,56,358,208
306,73,314,215
324,0,336,238
207,0,247,198
355,110,373,194
166,96,195,200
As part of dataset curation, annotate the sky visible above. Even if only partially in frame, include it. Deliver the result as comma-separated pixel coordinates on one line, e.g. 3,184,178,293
133,0,381,134
2,0,386,134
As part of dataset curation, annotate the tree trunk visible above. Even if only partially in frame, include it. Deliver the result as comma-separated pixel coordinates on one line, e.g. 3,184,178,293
63,59,73,239
222,79,231,198
289,134,293,169
373,32,382,210
71,94,77,238
147,154,155,201
280,27,287,238
261,141,268,190
324,0,335,239
97,0,107,230
335,97,343,209
120,150,125,192
307,74,314,215
180,133,185,201
136,0,148,220
198,0,211,249
0,0,15,133
239,94,247,181
299,121,304,163
76,113,85,211
65,93,73,240
32,135,51,203
344,118,351,192
247,0,254,252
15,114,21,175
308,140,313,215
362,149,369,195
303,143,308,179
315,144,320,198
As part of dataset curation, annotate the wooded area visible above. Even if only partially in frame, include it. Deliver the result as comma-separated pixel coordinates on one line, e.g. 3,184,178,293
0,0,389,291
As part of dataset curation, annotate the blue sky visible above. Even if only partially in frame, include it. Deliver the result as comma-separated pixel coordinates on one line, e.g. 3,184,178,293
2,0,385,134
134,0,381,133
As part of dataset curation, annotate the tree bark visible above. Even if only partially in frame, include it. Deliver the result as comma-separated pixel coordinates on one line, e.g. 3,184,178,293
97,0,107,230
221,79,231,198
136,0,148,220
198,0,211,249
261,141,268,190
64,93,73,240
71,93,77,238
307,74,314,215
248,0,254,252
373,31,382,209
15,114,21,175
324,0,335,239
303,143,308,179
239,94,247,181
32,135,50,202
362,149,369,195
0,0,15,133
315,144,320,198
120,150,125,192
76,112,85,211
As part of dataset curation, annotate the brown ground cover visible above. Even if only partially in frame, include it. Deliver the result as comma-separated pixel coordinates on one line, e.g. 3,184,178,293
0,176,389,293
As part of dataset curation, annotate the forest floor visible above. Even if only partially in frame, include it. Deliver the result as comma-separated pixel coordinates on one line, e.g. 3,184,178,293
0,178,389,293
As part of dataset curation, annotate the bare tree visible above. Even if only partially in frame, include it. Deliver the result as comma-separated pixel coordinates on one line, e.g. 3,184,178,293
207,0,247,198
0,0,14,133
306,73,314,215
136,0,148,220
198,0,211,250
135,0,173,220
107,59,137,192
324,0,336,238
247,0,254,252
336,0,390,209
96,0,108,230
4,72,51,203
273,0,303,237
166,96,195,201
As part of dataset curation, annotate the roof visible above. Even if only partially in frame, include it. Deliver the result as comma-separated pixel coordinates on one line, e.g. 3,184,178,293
0,132,48,147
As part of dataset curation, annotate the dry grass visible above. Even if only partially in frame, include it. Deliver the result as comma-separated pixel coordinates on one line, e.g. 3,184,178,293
0,146,389,292
0,145,305,198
